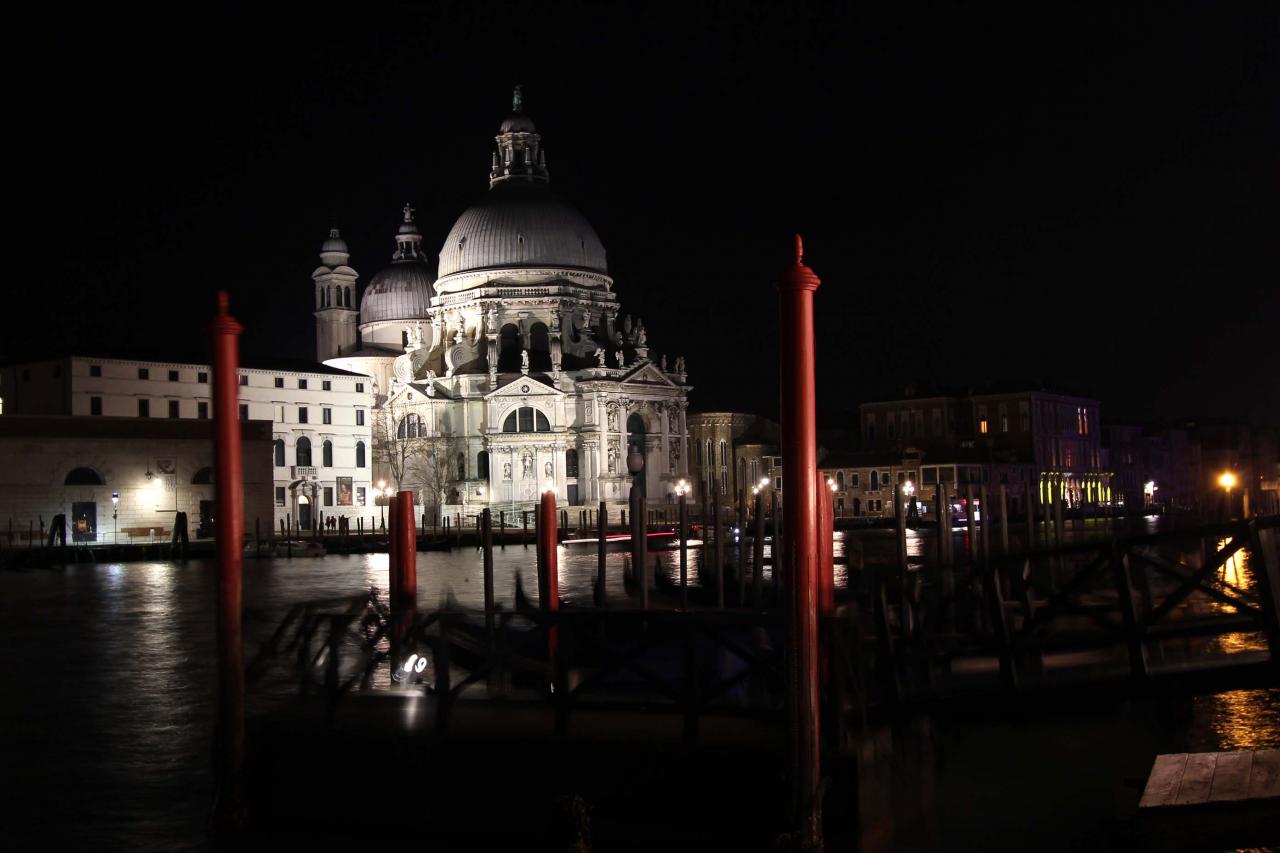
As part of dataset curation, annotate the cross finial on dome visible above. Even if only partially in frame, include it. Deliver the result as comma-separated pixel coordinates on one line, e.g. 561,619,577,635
328,227,341,239
402,203,415,223
512,84,524,113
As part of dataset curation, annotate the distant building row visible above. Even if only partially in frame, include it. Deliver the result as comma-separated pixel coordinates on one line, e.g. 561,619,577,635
687,389,1279,520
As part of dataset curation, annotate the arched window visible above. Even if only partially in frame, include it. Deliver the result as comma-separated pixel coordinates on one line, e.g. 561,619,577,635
344,287,351,307
191,466,214,485
565,448,579,478
477,450,489,479
836,471,845,490
719,440,728,495
322,440,333,467
498,324,522,372
398,413,421,439
355,441,366,468
502,406,551,433
296,437,312,467
870,470,878,491
64,467,105,486
528,322,551,371
273,439,285,467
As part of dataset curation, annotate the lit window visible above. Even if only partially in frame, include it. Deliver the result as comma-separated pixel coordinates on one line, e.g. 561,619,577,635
979,419,989,434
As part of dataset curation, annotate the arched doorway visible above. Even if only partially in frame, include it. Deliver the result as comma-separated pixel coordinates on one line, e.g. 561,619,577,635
528,322,551,371
627,413,646,495
297,494,312,531
498,324,522,372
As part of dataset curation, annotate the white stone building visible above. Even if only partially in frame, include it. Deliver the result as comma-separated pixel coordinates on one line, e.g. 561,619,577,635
317,89,692,517
0,355,373,531
0,415,274,545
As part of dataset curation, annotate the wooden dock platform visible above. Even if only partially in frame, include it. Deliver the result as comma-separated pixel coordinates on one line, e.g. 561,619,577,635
1138,749,1279,850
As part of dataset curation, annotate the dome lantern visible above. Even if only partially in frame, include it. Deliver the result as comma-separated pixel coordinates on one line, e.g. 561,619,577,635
359,203,436,327
490,84,549,188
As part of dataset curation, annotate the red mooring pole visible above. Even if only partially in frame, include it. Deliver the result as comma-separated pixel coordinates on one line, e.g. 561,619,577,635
779,235,822,846
395,490,417,663
210,292,246,833
538,490,560,661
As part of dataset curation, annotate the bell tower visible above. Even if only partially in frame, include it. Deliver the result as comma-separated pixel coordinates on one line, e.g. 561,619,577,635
313,227,359,361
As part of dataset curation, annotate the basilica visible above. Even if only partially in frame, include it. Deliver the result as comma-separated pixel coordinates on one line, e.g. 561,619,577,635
315,89,691,517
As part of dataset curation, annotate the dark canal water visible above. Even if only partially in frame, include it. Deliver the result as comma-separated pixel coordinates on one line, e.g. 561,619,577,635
2,525,1277,850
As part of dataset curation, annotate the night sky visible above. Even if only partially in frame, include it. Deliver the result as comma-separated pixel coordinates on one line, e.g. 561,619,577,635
9,4,1277,425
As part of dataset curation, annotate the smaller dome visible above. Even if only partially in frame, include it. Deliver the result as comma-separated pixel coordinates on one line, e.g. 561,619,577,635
360,261,435,325
320,228,349,255
499,112,537,134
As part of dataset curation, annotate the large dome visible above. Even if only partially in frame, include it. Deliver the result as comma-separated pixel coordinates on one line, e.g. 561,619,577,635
437,182,607,279
359,260,434,325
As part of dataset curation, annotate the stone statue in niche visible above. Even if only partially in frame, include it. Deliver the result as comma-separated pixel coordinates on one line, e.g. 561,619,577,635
503,462,512,481
595,347,606,367
669,446,679,472
544,461,553,478
659,354,668,373
669,409,679,433
607,443,617,473
636,322,646,347
614,350,625,368
607,405,618,432
521,451,533,479
521,349,530,375
675,356,686,374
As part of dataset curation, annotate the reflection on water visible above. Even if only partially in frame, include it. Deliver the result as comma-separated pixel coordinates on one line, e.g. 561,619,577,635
1,519,1277,850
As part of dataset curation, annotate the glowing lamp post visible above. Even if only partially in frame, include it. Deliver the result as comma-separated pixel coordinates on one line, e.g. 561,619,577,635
111,491,119,545
1219,471,1237,520
675,479,691,608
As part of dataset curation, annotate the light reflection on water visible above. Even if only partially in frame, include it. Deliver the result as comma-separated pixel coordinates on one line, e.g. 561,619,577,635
2,519,1277,849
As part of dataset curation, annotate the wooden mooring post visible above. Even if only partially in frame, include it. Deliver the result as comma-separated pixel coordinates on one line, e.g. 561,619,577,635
595,502,607,607
753,489,766,608
209,292,246,834
777,235,822,846
481,508,494,640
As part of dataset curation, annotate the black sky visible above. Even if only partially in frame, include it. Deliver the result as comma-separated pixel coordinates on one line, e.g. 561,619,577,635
7,3,1278,425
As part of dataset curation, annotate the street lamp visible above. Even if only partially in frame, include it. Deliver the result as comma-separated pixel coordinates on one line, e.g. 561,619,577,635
111,491,119,545
674,479,691,607
1219,471,1237,519
377,480,388,529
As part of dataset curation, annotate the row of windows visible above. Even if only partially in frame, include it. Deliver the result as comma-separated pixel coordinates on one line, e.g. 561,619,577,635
319,286,353,309
82,364,363,395
88,398,365,426
274,438,365,468
276,484,367,507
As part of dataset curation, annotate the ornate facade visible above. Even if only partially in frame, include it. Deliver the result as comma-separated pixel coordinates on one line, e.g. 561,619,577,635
318,89,691,515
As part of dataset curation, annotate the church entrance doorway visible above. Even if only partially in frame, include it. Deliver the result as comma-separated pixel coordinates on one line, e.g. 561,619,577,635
298,495,312,531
